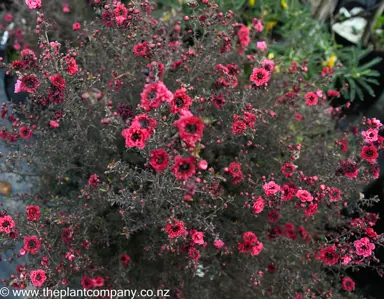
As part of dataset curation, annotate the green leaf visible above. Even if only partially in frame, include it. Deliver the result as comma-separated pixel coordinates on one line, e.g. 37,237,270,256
345,77,356,102
235,0,247,10
359,57,382,71
357,48,372,61
358,79,376,97
356,86,364,101
365,70,381,77
361,77,380,85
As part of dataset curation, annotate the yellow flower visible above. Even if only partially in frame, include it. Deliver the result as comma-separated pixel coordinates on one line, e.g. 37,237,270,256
163,12,172,22
327,55,337,68
275,65,281,73
249,0,255,7
0,181,11,196
281,0,288,9
267,53,275,59
266,21,277,31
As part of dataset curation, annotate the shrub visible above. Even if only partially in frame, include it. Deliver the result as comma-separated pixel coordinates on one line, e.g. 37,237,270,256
0,1,383,298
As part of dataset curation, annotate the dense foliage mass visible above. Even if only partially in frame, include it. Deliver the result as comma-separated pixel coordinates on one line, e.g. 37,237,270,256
0,1,383,298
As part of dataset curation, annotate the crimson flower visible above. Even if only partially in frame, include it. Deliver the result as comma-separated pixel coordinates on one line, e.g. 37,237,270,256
174,115,204,146
49,74,66,89
0,215,15,233
341,277,355,292
120,254,131,266
361,145,379,163
24,235,41,254
354,237,375,257
305,92,318,106
319,245,339,265
250,68,270,86
26,205,40,221
20,75,40,93
30,270,46,287
165,220,187,238
172,156,196,180
19,126,33,139
140,82,173,111
131,114,157,135
188,247,200,262
170,88,192,114
81,276,94,290
149,149,169,172
122,126,150,149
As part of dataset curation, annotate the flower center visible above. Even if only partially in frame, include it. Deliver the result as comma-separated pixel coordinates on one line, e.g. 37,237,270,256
2,221,9,228
28,240,36,248
148,92,157,101
179,162,190,172
175,98,184,108
366,150,374,157
26,79,35,88
131,132,140,141
185,124,197,133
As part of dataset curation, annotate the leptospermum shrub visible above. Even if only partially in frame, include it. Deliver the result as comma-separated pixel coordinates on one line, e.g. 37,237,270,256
0,0,384,298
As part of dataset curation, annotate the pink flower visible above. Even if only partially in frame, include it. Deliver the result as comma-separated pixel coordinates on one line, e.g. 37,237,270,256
214,239,224,249
252,197,265,214
49,120,59,128
5,14,13,22
88,174,101,187
362,128,378,144
140,82,173,111
0,215,16,234
92,276,104,287
256,41,267,51
262,59,275,73
304,203,318,216
252,18,263,32
190,230,204,245
251,242,263,256
341,256,352,265
198,160,208,170
354,237,375,257
25,0,41,9
296,190,313,202
294,113,303,121
30,269,46,287
250,68,270,86
305,92,318,106
72,23,81,31
63,3,70,13
67,58,78,75
14,80,22,93
263,181,281,196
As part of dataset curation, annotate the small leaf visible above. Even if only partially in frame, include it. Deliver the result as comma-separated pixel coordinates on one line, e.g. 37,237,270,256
361,77,380,85
359,57,382,71
358,79,376,97
345,77,356,102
